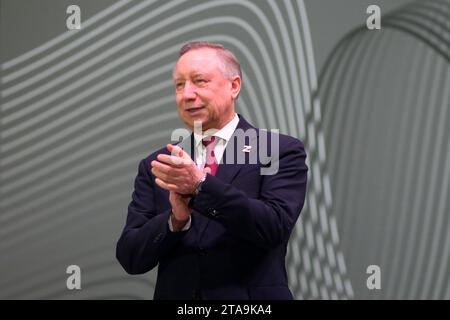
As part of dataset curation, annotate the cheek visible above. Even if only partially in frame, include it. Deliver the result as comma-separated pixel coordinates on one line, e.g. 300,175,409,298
197,89,227,113
175,93,183,106
212,94,230,110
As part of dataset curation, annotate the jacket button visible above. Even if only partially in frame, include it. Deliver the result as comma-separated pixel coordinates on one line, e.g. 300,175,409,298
209,208,218,216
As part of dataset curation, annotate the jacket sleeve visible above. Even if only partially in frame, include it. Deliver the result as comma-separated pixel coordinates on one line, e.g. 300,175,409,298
189,138,308,250
116,158,187,274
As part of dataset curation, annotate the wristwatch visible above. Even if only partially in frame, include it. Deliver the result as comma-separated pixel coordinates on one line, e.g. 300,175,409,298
192,172,207,197
189,173,207,209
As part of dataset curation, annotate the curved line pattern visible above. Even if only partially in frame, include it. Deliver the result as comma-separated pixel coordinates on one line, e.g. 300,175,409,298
0,0,353,299
319,0,450,299
0,0,134,70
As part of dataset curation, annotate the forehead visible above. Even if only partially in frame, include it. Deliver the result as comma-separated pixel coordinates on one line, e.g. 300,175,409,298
174,48,223,77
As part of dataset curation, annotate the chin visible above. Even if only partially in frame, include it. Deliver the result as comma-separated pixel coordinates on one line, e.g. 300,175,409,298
189,116,207,127
181,117,201,130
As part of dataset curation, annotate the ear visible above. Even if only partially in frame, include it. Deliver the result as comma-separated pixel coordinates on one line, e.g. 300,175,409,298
230,75,241,99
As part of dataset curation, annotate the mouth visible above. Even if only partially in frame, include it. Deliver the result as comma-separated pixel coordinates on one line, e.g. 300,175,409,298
185,106,205,115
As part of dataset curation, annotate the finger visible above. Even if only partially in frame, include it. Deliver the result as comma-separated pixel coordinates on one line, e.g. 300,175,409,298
152,167,183,186
157,154,187,167
151,162,183,180
167,144,193,161
155,178,178,191
151,166,168,181
167,144,185,158
152,160,188,182
151,160,172,174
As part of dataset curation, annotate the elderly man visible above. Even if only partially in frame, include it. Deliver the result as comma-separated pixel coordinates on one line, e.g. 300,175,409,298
116,42,308,300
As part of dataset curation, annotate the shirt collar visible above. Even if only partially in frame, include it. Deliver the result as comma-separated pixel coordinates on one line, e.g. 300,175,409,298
193,113,239,147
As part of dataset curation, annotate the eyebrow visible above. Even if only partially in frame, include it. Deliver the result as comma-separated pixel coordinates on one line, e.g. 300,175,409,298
174,72,209,81
191,72,208,78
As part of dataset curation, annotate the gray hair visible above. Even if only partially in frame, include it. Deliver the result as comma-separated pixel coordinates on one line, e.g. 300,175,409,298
178,41,242,80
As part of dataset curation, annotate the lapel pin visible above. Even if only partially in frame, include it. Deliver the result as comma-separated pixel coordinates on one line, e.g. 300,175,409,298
242,145,252,153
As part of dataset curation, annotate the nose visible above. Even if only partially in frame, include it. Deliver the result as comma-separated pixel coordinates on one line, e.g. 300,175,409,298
182,81,197,101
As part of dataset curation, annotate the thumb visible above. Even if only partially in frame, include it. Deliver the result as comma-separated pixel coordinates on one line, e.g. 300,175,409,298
167,144,182,156
203,167,212,175
167,144,191,160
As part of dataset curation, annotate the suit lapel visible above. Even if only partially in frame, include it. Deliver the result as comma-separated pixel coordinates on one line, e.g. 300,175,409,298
215,114,258,183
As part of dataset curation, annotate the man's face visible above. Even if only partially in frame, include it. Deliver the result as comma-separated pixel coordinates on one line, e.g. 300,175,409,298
174,48,240,131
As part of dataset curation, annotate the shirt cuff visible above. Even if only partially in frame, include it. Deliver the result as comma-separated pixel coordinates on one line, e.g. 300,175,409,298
168,215,191,232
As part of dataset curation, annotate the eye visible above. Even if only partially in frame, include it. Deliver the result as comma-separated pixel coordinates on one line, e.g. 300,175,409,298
194,79,207,85
175,82,185,90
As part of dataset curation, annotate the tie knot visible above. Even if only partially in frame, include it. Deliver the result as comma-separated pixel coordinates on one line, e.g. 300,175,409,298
202,136,216,147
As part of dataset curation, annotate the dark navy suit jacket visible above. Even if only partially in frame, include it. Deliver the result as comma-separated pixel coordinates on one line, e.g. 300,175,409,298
116,115,308,299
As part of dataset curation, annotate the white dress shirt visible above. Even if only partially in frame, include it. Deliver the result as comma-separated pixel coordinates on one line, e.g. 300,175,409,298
168,113,240,231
